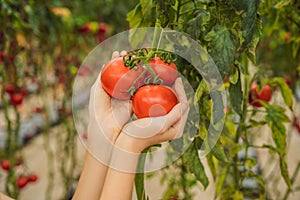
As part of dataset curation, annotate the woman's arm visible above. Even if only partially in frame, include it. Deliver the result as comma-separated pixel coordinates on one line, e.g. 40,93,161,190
73,51,132,200
72,152,110,200
99,78,189,200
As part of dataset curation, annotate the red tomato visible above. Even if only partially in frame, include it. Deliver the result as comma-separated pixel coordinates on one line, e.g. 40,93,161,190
29,174,38,182
284,76,292,88
16,176,29,189
20,88,28,96
10,93,24,106
0,51,4,62
5,85,15,94
248,82,272,107
148,57,178,86
98,22,108,34
132,85,178,118
78,23,91,34
34,106,43,113
101,57,145,100
1,160,10,171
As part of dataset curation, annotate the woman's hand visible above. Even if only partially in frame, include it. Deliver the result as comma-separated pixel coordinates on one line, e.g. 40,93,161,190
87,51,132,160
115,77,189,153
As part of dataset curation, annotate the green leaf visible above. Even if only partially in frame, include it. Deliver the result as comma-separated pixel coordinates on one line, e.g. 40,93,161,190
211,90,225,124
183,140,209,189
279,156,292,189
269,77,293,109
187,9,210,39
206,153,217,178
205,25,236,77
229,67,239,84
240,0,259,49
210,143,227,162
229,69,243,117
194,79,209,105
245,14,262,64
264,103,291,188
126,2,155,47
274,0,292,9
215,164,228,198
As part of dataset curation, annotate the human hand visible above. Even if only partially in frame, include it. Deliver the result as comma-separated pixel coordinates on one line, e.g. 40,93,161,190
87,51,133,160
114,77,189,154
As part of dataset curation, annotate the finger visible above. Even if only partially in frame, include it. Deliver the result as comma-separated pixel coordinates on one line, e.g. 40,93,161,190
123,103,184,138
89,76,111,116
120,50,127,56
112,51,120,59
174,77,188,105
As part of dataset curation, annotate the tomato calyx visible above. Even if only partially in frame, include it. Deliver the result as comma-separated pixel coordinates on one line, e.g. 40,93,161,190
123,49,177,87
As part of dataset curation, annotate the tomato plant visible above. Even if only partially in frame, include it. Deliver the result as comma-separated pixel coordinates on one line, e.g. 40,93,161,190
132,85,178,118
127,0,300,199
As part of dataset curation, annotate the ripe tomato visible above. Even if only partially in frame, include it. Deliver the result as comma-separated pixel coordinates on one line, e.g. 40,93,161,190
248,82,272,107
284,76,292,88
101,57,145,100
1,160,10,171
16,176,29,189
78,23,91,34
34,106,43,113
29,174,38,182
98,22,108,34
293,116,300,134
10,93,24,106
5,85,15,94
20,88,28,96
132,85,178,118
148,57,178,86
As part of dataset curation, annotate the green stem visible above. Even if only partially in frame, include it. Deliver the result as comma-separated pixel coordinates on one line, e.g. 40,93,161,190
233,58,250,190
283,161,300,200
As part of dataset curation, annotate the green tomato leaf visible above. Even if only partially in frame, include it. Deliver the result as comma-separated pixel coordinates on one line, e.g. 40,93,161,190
187,9,210,39
240,0,259,49
210,141,227,162
264,103,291,188
279,155,292,189
229,70,243,117
127,2,155,47
183,140,209,189
245,14,262,64
269,77,293,110
205,25,236,78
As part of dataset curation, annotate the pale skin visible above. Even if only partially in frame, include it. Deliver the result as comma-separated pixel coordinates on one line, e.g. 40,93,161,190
73,51,190,200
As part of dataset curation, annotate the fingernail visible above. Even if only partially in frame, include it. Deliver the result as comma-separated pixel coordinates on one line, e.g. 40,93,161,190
181,103,187,111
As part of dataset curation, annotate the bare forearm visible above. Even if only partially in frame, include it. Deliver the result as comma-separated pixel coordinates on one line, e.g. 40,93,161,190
100,137,141,200
73,152,109,200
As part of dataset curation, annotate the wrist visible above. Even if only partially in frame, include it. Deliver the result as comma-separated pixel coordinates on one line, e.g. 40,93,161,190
114,133,144,154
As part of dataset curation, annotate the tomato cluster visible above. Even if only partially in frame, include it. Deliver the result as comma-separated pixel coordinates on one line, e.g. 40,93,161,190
16,174,38,189
4,85,28,106
100,54,179,118
1,159,38,189
248,82,272,107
